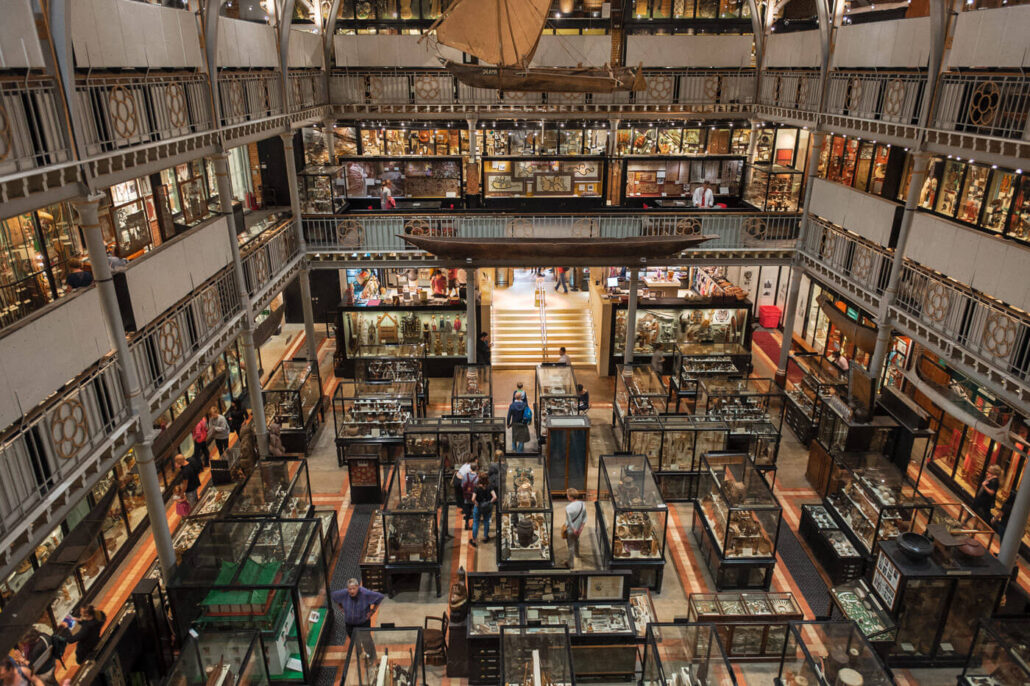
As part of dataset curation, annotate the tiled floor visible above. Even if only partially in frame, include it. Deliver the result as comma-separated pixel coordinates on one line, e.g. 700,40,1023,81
76,320,1027,686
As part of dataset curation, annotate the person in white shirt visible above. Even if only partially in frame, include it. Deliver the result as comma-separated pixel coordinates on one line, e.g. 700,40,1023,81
692,180,715,208
556,347,571,365
564,489,588,569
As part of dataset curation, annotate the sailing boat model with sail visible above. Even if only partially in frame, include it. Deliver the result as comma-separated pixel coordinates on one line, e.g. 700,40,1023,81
424,0,646,93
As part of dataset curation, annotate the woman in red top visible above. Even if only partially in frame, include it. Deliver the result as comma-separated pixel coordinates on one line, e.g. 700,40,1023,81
431,270,447,297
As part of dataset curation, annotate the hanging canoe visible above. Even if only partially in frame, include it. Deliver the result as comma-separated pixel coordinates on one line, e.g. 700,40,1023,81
817,294,878,353
444,61,646,93
398,234,717,261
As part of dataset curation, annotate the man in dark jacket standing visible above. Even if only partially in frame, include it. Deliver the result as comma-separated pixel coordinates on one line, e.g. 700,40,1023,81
477,332,491,365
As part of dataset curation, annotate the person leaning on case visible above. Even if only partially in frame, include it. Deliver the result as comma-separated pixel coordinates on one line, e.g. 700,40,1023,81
331,579,385,638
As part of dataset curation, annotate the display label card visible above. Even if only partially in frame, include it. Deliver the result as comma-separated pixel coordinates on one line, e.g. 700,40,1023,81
871,551,900,611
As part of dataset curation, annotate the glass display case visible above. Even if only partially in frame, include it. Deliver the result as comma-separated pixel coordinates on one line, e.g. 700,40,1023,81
333,380,417,443
404,417,505,472
613,364,668,449
798,504,865,584
341,158,462,201
784,352,848,445
342,627,423,686
743,165,803,212
822,451,934,558
641,623,736,686
298,165,345,214
227,460,312,519
535,364,578,439
828,578,897,649
545,416,591,497
452,365,492,418
498,456,554,570
470,605,525,637
623,415,730,502
959,618,1030,686
694,453,782,590
164,631,269,686
595,455,669,591
779,621,893,686
359,509,386,593
353,344,427,415
500,626,574,686
481,158,604,200
697,377,783,420
167,519,331,682
336,305,470,378
262,360,323,454
687,592,803,661
669,343,748,413
382,458,444,596
612,306,750,371
870,540,1008,667
524,604,576,628
624,158,744,200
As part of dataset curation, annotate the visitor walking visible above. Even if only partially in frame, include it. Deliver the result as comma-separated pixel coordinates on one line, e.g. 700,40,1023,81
469,472,497,547
512,381,527,401
66,605,106,665
192,416,210,468
477,332,491,364
564,489,588,569
208,406,230,458
554,267,569,294
507,395,531,453
454,458,479,530
226,400,246,437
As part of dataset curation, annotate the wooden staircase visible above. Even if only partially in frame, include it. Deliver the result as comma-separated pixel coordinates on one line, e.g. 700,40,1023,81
491,307,597,369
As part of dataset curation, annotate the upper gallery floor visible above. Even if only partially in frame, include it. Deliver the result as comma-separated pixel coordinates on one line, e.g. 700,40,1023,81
1,0,1028,216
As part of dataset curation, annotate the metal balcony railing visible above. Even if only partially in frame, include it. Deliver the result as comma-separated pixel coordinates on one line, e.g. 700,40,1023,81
302,211,800,254
894,263,1030,384
0,77,73,175
803,218,894,297
758,69,822,113
932,72,1030,142
73,73,212,157
241,220,299,298
330,68,756,107
217,71,284,127
824,71,925,125
128,267,242,391
288,70,328,111
0,358,131,537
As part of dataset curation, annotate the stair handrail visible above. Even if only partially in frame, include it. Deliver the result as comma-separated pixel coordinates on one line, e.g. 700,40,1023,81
537,277,548,362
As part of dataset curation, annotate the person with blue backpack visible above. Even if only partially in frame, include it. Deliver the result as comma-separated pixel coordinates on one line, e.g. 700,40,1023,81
507,395,531,452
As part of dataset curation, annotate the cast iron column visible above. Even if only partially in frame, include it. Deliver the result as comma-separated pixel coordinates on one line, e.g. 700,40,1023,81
868,150,931,378
1000,459,1030,570
281,132,321,366
213,153,270,458
75,194,176,579
775,130,827,386
623,267,639,364
323,118,336,164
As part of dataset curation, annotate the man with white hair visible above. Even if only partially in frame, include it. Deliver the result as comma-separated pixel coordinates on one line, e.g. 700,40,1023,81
331,578,385,638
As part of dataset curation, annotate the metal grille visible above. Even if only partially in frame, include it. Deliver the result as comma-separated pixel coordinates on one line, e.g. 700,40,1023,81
74,73,212,156
0,359,130,536
932,72,1030,141
128,268,241,390
217,71,284,127
241,220,299,298
0,77,72,174
824,71,925,125
303,212,800,253
758,70,821,113
804,218,893,296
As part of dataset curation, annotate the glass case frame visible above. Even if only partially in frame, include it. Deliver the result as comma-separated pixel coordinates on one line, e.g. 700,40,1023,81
694,453,782,590
822,451,934,558
783,352,848,445
613,364,668,450
535,364,578,439
403,416,506,473
452,364,493,418
227,459,313,520
164,631,269,686
500,626,575,686
333,380,417,450
641,623,737,686
623,415,730,502
798,504,865,585
669,342,748,413
262,360,324,455
342,626,424,686
779,621,894,686
827,578,897,647
958,618,1030,686
497,455,555,570
687,592,803,662
382,458,444,596
353,344,428,416
595,454,669,591
167,519,331,683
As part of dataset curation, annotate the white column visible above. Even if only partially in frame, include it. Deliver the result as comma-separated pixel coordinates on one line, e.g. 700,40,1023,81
467,268,477,362
1000,462,1030,570
623,268,639,364
281,132,320,365
868,150,931,378
323,119,336,164
298,268,321,365
75,194,176,579
213,153,270,458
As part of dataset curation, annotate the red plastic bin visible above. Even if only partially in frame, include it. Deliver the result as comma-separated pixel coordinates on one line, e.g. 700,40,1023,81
759,306,782,328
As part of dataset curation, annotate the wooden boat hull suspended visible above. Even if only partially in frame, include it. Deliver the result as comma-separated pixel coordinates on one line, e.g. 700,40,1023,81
399,234,716,261
444,60,646,93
